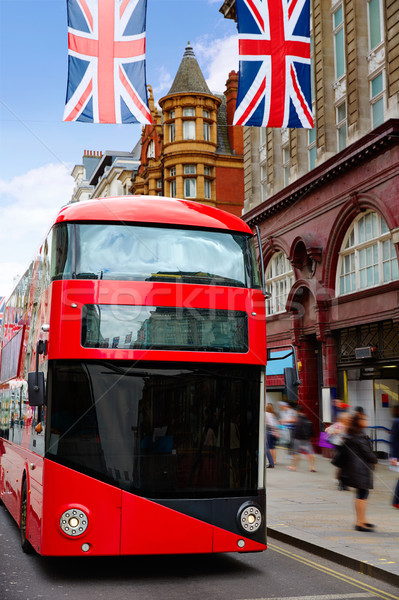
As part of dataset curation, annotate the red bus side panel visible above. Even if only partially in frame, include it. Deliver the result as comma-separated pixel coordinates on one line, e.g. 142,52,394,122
120,492,213,555
41,460,122,556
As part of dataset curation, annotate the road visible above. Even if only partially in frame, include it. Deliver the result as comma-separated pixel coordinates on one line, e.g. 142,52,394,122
1,504,398,600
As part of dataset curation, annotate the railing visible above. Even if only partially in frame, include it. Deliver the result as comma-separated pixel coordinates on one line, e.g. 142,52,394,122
368,425,390,458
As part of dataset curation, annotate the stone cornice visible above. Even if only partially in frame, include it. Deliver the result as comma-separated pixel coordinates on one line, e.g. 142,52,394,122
245,119,399,227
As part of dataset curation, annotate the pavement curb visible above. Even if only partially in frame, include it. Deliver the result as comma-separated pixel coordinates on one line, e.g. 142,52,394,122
267,527,399,588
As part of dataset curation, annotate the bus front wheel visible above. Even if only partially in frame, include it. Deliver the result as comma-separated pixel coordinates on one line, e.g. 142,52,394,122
20,479,34,554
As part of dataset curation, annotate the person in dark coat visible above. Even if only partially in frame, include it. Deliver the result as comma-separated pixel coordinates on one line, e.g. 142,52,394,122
389,405,399,509
341,411,378,532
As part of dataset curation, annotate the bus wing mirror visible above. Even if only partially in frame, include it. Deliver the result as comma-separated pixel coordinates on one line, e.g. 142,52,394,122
284,367,301,404
28,371,45,407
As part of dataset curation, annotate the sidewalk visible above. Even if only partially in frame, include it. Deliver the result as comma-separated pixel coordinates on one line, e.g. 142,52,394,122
265,449,399,586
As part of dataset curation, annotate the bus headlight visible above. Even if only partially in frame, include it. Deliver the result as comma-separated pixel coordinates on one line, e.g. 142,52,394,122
60,508,89,537
237,503,262,534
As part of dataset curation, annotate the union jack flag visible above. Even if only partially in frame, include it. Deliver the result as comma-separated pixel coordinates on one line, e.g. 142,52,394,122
64,0,151,124
234,0,313,129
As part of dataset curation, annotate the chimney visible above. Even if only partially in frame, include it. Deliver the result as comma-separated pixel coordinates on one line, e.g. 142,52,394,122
224,71,243,156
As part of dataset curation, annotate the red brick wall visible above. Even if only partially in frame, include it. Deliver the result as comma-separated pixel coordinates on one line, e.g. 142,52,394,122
215,166,244,216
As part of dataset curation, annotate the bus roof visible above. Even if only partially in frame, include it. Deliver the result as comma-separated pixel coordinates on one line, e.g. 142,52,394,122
55,196,252,233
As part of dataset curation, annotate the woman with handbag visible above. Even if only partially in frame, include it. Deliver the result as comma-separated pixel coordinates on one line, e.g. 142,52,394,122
340,411,378,532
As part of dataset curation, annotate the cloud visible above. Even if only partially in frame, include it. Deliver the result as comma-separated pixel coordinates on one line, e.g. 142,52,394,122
0,163,74,298
195,35,238,93
152,65,174,96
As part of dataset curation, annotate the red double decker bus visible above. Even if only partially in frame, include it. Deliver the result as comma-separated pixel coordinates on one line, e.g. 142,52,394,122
0,196,267,556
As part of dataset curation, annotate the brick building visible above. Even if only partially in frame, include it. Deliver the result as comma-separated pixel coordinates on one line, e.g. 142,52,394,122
130,43,245,216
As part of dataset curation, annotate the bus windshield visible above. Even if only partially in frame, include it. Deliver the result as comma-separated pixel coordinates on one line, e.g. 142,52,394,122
52,223,261,288
46,361,261,499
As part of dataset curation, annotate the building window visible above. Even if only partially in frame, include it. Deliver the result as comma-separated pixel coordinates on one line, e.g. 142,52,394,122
169,122,175,142
337,211,399,296
282,145,290,186
308,127,316,170
204,166,212,176
184,178,196,198
265,252,294,316
203,109,210,118
183,120,195,140
203,122,210,141
169,179,176,198
382,239,398,283
169,110,175,119
147,140,155,159
184,164,196,174
169,167,176,177
204,179,211,199
156,179,162,189
183,108,195,117
368,0,383,50
260,128,267,200
370,72,385,128
336,102,347,151
261,164,267,202
333,4,345,80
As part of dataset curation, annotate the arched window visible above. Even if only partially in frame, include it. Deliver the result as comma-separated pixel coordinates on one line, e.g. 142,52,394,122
265,252,294,315
337,210,398,295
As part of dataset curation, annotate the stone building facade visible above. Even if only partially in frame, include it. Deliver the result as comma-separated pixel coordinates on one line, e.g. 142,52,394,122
220,0,399,450
70,148,141,203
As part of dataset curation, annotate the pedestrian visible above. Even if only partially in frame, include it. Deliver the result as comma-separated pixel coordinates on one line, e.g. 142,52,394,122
325,411,351,490
340,411,378,532
389,405,399,509
279,401,297,455
264,404,275,468
265,403,280,467
288,406,315,472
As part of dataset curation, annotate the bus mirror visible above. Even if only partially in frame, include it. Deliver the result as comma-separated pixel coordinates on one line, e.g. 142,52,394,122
28,371,45,407
284,367,300,403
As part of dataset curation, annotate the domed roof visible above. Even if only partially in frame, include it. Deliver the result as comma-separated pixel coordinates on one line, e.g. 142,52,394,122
167,42,212,96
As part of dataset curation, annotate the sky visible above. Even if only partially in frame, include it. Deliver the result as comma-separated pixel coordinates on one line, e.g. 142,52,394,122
0,0,239,299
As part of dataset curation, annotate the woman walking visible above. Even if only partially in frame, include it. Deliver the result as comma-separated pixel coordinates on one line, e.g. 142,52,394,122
341,411,377,532
265,403,280,467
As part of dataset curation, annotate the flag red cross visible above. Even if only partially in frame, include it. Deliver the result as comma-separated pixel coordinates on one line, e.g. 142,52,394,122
66,0,146,123
237,0,311,126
